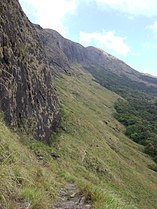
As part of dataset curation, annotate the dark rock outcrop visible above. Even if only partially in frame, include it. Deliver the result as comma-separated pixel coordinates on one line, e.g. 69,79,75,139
36,27,157,94
35,26,71,74
36,27,143,80
0,0,60,140
35,26,89,75
38,27,133,76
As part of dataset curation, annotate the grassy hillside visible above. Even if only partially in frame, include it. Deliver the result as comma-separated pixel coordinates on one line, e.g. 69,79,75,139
0,117,61,209
1,69,157,208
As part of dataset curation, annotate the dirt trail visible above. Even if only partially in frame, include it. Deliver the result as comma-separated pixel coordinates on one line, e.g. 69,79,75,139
52,183,92,209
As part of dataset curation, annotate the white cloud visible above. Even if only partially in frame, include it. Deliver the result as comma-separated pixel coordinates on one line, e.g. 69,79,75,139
19,0,157,38
85,0,157,17
147,21,157,32
79,30,130,56
19,0,77,35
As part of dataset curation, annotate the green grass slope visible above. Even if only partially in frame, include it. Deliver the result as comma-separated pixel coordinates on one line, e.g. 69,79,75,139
1,69,157,209
0,118,60,209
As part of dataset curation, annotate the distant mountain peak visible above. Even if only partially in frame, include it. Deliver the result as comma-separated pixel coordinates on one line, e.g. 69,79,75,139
36,26,157,92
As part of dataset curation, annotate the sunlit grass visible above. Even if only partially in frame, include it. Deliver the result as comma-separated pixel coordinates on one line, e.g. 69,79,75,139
1,70,157,208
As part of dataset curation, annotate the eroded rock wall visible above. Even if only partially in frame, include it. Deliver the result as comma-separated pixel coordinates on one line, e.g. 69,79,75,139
0,0,60,140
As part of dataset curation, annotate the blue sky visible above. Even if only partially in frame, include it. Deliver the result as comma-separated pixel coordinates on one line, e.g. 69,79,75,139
19,0,157,77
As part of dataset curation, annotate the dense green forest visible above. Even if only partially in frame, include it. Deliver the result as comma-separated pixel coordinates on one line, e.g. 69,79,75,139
85,65,157,170
85,65,157,97
114,97,157,170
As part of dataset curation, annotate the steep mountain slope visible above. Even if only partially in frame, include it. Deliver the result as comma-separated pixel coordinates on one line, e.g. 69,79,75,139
1,1,157,209
0,0,60,140
37,26,157,165
53,72,157,209
1,70,157,209
37,26,157,95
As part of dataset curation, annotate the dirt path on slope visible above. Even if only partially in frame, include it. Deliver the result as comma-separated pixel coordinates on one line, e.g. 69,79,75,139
51,183,92,209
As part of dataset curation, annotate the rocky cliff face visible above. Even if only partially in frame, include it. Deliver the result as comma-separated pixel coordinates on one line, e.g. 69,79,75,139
37,27,157,90
35,26,89,74
0,0,60,140
37,27,143,79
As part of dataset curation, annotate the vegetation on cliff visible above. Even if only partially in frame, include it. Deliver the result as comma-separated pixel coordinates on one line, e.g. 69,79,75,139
2,71,157,208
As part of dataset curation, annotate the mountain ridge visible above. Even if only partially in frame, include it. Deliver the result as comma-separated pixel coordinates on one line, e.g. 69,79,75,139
36,25,157,91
